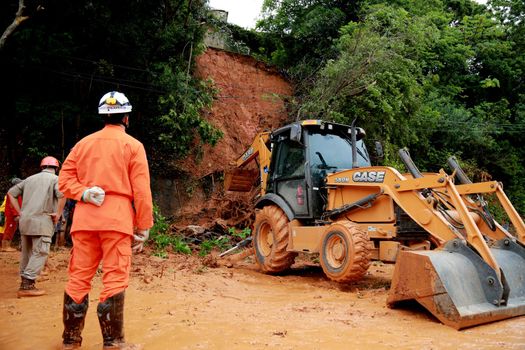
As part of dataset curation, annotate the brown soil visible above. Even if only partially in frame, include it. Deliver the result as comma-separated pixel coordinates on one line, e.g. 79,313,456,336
152,48,292,222
1,249,524,350
190,48,292,178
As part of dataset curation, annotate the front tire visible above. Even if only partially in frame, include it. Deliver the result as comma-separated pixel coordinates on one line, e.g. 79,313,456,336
253,205,297,273
320,221,371,282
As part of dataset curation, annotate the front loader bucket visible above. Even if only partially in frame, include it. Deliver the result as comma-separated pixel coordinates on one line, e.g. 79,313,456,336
388,239,525,329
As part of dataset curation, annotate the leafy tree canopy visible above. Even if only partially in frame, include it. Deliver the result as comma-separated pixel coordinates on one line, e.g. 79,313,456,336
0,0,222,177
252,0,525,213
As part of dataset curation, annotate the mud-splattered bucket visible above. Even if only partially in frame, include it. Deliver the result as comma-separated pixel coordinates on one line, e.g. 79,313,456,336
387,239,525,329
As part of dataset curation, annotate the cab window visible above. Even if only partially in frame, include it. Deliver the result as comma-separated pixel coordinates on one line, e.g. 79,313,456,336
275,140,305,178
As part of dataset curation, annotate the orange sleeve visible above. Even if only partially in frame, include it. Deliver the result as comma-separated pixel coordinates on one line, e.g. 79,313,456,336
130,143,153,230
59,146,88,202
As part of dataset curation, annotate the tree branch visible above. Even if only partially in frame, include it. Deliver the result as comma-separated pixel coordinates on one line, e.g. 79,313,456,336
0,0,29,50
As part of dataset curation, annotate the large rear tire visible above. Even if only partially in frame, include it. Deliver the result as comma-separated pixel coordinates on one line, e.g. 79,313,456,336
254,205,297,273
320,221,371,282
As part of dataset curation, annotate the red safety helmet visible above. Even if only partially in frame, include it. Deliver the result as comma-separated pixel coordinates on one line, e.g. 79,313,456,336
40,156,60,168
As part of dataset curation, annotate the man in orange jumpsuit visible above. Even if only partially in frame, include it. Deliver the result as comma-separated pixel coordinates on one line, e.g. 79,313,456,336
58,91,153,349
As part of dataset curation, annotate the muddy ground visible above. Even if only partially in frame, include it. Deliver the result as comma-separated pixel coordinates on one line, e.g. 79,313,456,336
0,248,524,350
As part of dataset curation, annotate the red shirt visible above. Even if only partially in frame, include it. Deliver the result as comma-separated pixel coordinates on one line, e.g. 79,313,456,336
5,195,22,219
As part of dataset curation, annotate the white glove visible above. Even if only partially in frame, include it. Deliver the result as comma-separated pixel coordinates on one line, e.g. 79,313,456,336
132,229,150,253
82,186,105,206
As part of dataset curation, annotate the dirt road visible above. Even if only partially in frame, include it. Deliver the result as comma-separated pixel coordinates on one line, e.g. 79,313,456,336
1,249,524,350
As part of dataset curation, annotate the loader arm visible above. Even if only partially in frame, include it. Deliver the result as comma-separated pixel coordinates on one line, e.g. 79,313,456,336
447,155,525,243
225,131,272,194
437,176,501,278
453,181,525,244
494,184,525,243
234,131,271,168
326,167,503,275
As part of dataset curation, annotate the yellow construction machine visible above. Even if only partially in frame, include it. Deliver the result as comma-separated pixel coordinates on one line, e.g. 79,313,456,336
225,119,525,329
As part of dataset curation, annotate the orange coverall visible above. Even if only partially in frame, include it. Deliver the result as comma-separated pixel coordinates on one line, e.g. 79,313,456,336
59,124,153,303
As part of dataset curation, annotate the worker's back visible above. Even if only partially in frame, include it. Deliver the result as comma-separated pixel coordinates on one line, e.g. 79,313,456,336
10,169,60,236
59,124,152,234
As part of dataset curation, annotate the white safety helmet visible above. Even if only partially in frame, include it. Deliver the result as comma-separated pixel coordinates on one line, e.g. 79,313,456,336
98,91,132,114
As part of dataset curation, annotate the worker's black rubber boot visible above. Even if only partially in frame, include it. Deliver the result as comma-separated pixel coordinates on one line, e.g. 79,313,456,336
97,291,126,348
62,292,89,349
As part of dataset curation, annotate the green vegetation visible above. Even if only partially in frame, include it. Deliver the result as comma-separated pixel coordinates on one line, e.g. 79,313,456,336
149,204,191,257
197,227,252,256
228,227,252,240
149,204,252,257
198,236,230,256
242,0,525,214
1,0,524,217
0,0,222,176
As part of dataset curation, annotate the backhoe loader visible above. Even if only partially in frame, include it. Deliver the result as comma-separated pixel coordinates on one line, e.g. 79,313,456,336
224,119,525,329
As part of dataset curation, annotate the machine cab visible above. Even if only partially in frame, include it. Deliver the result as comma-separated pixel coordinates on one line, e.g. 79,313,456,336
266,120,371,220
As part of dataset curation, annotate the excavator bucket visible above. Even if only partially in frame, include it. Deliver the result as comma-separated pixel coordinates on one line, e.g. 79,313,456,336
224,168,258,192
388,239,525,329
